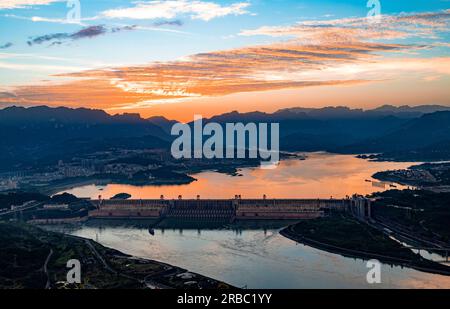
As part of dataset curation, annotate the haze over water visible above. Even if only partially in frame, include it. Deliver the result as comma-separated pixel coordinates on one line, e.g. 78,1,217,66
63,153,415,199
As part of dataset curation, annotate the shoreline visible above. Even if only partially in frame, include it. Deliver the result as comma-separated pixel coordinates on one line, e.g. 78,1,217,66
280,224,450,277
64,232,235,289
34,154,308,197
37,176,197,196
0,222,234,289
371,163,450,192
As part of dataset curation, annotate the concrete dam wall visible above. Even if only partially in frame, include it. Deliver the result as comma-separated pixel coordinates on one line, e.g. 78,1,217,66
89,198,349,220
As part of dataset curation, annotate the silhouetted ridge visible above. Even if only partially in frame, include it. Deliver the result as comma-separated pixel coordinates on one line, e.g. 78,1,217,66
343,111,450,153
1,104,449,169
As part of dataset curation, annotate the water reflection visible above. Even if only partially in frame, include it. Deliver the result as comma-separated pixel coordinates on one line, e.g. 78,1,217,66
46,220,450,289
50,153,450,288
62,153,416,199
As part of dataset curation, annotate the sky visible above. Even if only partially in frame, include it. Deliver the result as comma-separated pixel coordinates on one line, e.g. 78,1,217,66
0,0,449,121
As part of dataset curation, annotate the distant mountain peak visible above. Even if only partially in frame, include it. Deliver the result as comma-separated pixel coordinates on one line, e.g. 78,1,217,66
371,104,450,114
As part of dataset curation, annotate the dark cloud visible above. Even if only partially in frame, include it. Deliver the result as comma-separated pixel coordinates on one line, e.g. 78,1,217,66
27,25,136,46
0,92,17,99
71,25,108,39
111,25,137,33
49,41,64,47
0,42,13,49
153,20,183,27
27,33,70,46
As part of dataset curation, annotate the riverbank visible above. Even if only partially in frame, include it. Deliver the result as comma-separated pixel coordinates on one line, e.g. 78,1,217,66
0,222,233,289
11,153,307,197
372,162,450,189
371,190,450,243
51,153,418,200
36,174,196,197
280,215,450,276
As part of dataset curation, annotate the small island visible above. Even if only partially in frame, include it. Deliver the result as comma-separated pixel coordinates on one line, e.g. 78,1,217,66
111,193,132,200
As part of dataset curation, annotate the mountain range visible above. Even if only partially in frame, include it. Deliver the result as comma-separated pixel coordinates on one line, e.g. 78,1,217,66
0,104,450,171
201,105,450,157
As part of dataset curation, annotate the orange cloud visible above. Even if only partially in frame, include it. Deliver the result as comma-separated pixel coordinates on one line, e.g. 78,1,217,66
240,10,450,43
3,10,449,116
2,41,415,110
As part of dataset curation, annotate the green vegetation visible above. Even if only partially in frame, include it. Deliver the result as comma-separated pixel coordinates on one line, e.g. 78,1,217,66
0,192,94,221
411,163,450,185
111,193,132,200
132,167,195,184
0,223,48,288
281,213,450,275
373,162,450,187
286,214,414,260
0,192,48,210
109,156,160,166
0,222,232,289
51,193,80,204
372,190,450,242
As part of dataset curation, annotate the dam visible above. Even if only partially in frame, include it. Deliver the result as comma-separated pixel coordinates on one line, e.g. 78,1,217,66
89,196,355,221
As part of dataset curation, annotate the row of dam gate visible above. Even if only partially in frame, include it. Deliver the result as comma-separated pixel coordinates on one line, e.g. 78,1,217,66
88,198,351,221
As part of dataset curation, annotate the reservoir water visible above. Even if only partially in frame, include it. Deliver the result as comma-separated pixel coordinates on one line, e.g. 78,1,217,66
50,222,450,288
62,153,415,199
55,153,450,288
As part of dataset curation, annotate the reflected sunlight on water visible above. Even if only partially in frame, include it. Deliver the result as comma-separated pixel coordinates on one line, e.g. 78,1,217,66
50,153,450,288
62,153,416,199
48,224,450,289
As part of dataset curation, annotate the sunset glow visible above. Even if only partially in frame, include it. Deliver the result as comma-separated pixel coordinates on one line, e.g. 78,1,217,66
0,1,449,120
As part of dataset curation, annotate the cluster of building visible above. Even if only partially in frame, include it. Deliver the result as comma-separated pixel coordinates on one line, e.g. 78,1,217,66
0,163,96,189
0,179,18,191
384,169,437,184
0,149,166,192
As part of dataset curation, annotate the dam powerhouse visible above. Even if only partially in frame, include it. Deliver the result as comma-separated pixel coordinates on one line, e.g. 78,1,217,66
88,195,372,221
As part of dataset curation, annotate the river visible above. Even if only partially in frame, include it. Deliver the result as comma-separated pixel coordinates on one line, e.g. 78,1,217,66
61,152,414,199
49,221,450,288
54,153,450,288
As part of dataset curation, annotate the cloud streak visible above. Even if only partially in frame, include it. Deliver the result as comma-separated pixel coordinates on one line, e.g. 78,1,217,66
4,10,450,111
4,41,419,109
240,9,450,43
26,25,136,46
0,43,13,49
101,0,251,21
153,20,184,27
0,0,61,9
